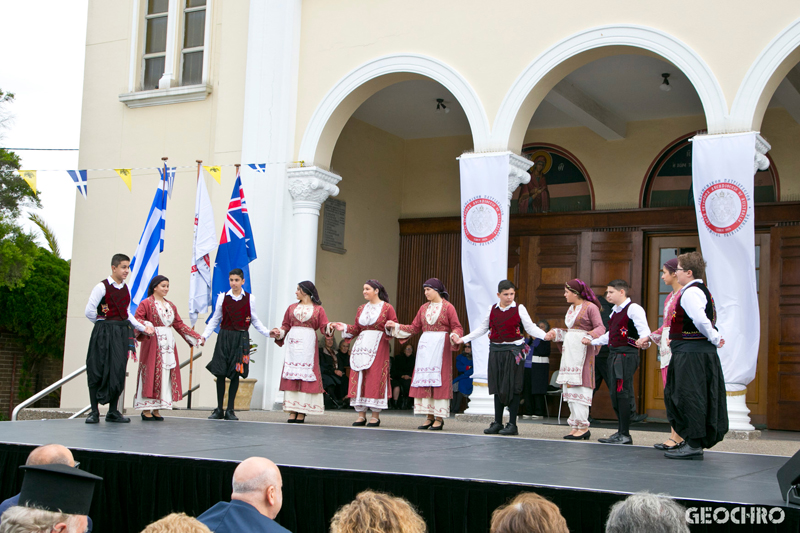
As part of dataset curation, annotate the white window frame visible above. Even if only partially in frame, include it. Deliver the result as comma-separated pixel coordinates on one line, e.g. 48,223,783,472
120,0,213,108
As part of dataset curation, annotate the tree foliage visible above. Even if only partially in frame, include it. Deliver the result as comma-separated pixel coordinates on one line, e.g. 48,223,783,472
29,213,61,258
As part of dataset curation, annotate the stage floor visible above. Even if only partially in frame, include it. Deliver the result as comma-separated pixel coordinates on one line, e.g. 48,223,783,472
0,417,793,509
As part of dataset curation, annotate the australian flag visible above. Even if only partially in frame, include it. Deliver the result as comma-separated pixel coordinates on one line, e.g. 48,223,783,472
208,168,257,322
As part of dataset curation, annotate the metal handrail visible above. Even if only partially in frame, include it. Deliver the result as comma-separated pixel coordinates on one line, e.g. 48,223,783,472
13,350,204,421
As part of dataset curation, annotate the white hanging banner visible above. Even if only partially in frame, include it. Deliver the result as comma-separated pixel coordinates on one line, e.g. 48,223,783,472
691,132,759,389
459,153,510,381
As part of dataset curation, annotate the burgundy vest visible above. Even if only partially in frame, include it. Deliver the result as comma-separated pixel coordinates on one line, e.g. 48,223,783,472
98,280,131,321
221,293,251,331
608,301,639,348
488,305,523,343
670,282,717,341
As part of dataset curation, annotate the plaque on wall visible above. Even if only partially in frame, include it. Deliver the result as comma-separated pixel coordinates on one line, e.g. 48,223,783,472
321,198,346,254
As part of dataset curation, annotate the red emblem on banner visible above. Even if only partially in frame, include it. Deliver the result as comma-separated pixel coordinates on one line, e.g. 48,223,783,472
463,198,502,244
699,182,748,235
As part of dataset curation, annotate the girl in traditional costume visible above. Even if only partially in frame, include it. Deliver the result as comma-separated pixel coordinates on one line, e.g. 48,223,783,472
270,281,332,423
545,279,605,440
386,278,463,430
134,275,203,420
332,280,397,427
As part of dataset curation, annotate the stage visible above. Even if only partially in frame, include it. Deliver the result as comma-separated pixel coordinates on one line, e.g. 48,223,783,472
1,418,798,532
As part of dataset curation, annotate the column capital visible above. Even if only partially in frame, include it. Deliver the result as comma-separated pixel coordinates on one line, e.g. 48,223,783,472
755,133,771,173
287,166,341,215
508,153,533,201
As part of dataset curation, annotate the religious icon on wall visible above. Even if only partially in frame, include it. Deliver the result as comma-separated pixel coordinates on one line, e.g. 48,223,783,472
511,144,593,214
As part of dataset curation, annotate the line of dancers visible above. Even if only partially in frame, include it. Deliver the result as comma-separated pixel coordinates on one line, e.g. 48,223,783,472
84,251,727,459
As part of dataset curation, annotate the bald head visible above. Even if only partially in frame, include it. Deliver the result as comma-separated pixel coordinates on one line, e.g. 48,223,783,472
26,444,75,467
231,457,283,519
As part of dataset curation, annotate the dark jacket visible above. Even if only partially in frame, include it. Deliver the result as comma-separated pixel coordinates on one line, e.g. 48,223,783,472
452,353,474,396
199,500,290,533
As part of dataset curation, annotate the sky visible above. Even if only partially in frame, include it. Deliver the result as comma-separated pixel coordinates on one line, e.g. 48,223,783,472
0,0,89,260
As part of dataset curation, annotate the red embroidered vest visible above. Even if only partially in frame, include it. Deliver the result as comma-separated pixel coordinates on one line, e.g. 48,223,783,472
608,302,639,348
488,305,523,343
670,282,717,341
98,279,130,321
221,293,251,331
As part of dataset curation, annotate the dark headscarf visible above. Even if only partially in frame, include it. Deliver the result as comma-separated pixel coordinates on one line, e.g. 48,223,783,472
565,279,602,309
422,278,450,301
298,280,322,305
663,258,679,274
366,279,390,303
147,275,169,297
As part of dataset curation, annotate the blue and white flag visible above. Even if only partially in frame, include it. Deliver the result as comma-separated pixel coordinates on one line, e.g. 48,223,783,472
208,168,257,323
247,163,266,173
162,164,176,199
129,168,170,313
67,170,88,199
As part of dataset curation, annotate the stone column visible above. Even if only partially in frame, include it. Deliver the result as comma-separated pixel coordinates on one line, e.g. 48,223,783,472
287,167,341,282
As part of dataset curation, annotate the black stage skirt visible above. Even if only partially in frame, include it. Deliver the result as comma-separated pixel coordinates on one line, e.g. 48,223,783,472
530,362,550,395
86,320,135,405
206,329,250,380
488,344,525,405
664,340,729,448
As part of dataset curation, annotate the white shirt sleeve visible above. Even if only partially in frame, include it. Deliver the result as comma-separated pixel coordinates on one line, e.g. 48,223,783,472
628,304,652,340
126,306,145,332
84,282,105,322
681,287,722,346
248,294,271,338
518,304,546,340
201,294,226,339
459,306,493,344
591,331,610,346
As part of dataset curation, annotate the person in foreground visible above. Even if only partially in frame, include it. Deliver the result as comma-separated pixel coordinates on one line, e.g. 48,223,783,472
329,490,426,533
140,513,211,533
605,492,689,533
0,463,102,533
663,251,727,460
198,457,289,533
489,492,568,533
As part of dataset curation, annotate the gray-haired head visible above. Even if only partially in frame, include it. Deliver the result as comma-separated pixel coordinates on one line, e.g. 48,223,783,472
605,492,689,533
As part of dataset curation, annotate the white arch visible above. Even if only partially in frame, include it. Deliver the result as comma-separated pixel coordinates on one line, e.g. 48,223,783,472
731,17,800,132
493,24,730,150
298,53,491,167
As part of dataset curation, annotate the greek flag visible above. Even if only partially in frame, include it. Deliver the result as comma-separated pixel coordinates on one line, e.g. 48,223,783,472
128,165,170,313
247,163,266,173
67,170,88,199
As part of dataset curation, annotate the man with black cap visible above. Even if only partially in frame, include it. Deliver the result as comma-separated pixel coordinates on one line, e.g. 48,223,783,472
0,463,102,533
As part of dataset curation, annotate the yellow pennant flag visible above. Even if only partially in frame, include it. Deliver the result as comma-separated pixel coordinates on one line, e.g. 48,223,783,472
19,170,37,194
203,165,222,184
115,169,132,191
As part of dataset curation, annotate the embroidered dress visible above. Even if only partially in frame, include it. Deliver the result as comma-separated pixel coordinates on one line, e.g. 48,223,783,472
390,301,463,418
342,301,397,411
649,290,679,385
274,303,330,415
134,297,202,410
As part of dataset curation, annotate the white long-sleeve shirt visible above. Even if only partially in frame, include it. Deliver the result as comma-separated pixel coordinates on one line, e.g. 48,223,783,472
202,290,271,339
591,298,651,346
460,302,546,345
84,277,145,332
678,279,722,347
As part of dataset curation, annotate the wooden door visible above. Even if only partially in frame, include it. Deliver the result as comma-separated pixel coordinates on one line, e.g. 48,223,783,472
768,225,800,430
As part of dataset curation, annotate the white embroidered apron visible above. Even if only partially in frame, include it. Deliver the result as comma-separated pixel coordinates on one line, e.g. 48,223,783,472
350,330,383,371
282,326,317,381
556,329,588,386
411,331,447,387
659,326,672,368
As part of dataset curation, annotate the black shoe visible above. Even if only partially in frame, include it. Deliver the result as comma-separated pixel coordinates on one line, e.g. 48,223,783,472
631,413,648,424
352,417,367,426
587,416,596,424
499,423,519,436
665,441,704,460
366,418,381,427
141,412,155,422
287,418,297,424
152,412,164,421
564,431,591,440
224,410,238,421
484,422,503,434
105,411,130,423
208,408,224,420
85,411,99,424
430,420,444,431
418,420,434,430
295,417,305,424
598,433,633,445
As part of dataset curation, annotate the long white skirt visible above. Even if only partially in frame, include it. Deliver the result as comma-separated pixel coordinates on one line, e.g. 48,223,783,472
414,397,450,418
134,366,173,411
283,391,324,415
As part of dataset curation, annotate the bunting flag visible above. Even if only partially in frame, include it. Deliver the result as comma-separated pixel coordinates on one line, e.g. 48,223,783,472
19,170,37,193
128,167,170,313
161,164,176,199
203,165,222,184
67,170,88,199
115,168,132,191
248,163,266,173
189,170,217,325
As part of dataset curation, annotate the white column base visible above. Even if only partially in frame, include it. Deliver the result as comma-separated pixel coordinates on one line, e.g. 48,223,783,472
726,388,755,431
464,381,494,415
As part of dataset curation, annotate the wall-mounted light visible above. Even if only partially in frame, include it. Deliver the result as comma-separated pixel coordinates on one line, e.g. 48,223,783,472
436,98,450,114
660,73,671,92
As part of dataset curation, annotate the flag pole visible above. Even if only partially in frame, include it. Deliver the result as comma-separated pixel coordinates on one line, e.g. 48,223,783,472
187,159,202,410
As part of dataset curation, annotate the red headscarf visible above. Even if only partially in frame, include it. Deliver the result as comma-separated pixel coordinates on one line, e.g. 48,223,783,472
565,279,602,309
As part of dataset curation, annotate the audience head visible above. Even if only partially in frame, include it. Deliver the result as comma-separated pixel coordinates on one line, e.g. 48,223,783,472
324,336,337,351
339,340,350,354
605,492,688,533
463,343,472,356
330,490,426,533
0,506,87,533
231,457,283,520
140,513,212,533
537,320,550,333
403,344,414,356
490,492,568,533
26,444,75,467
